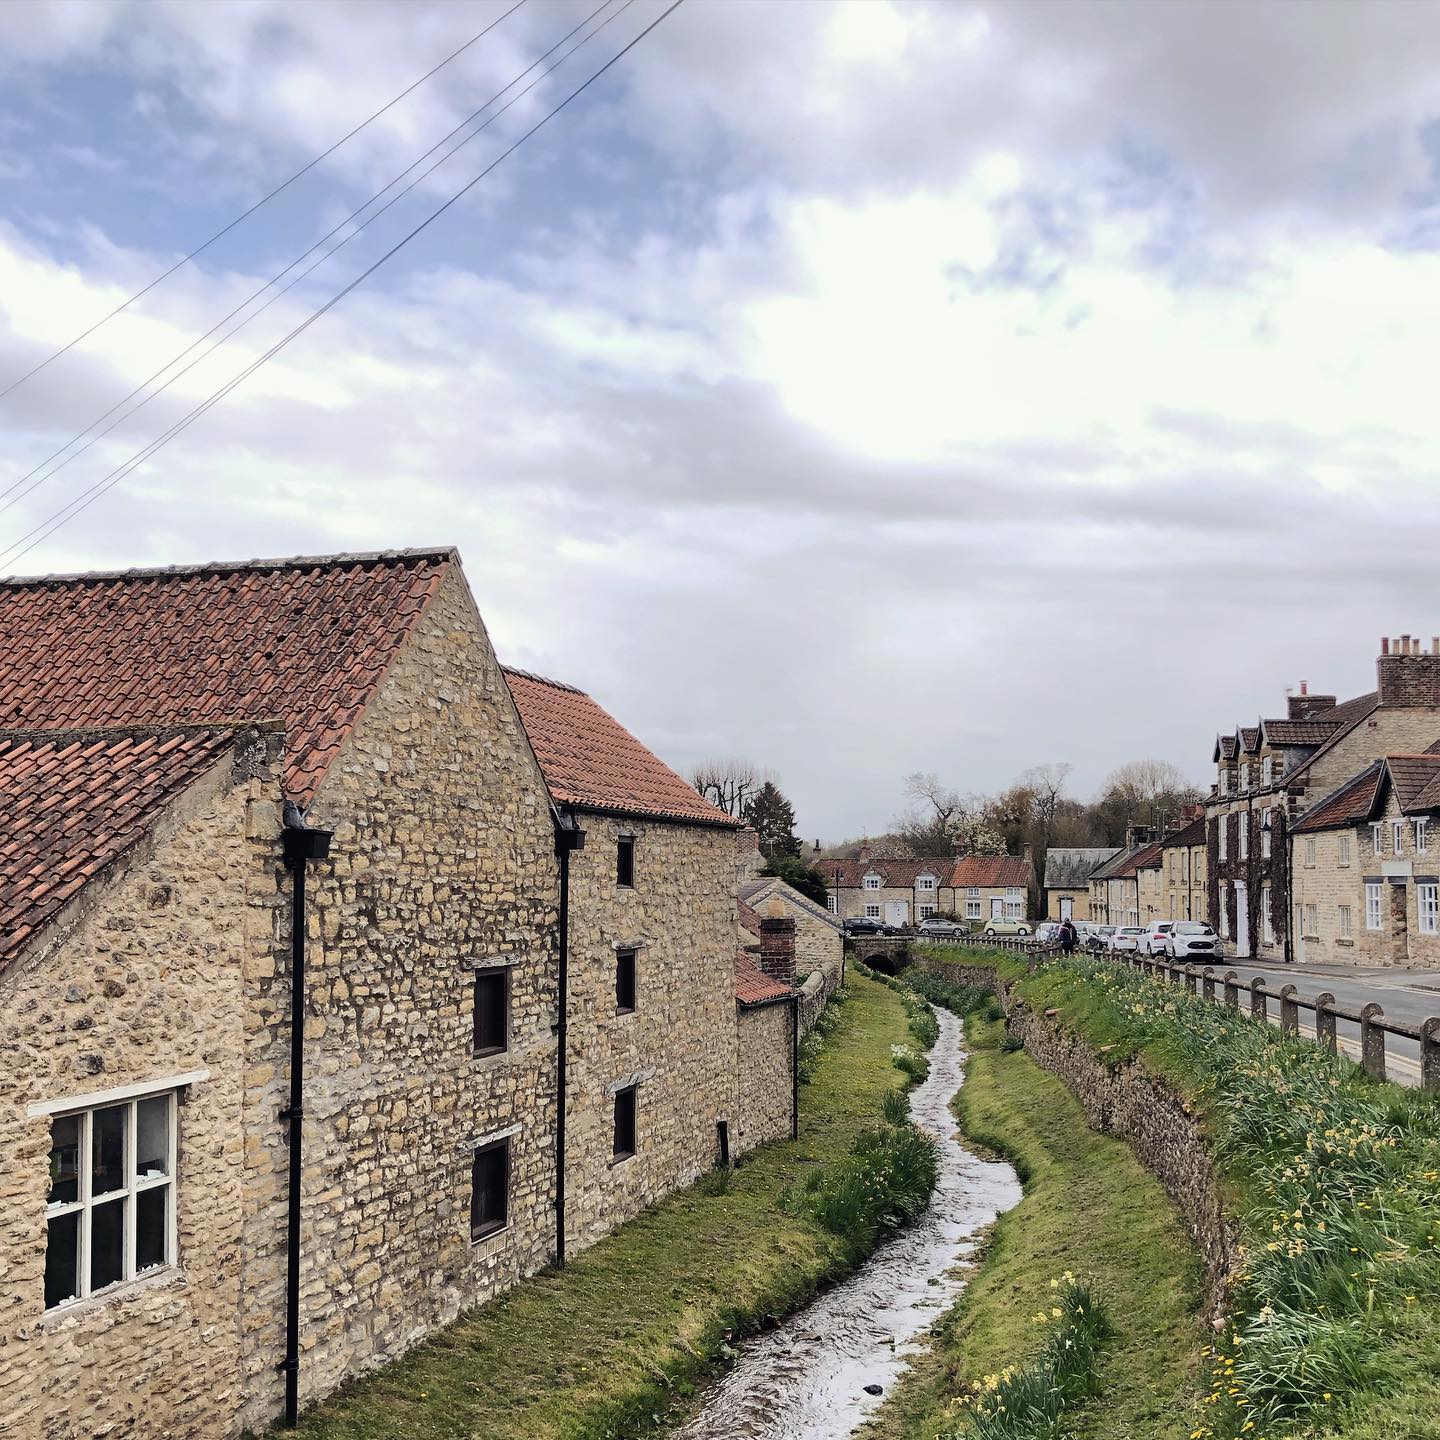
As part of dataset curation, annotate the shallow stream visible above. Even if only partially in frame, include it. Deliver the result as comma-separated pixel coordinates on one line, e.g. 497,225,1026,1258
674,1005,1023,1440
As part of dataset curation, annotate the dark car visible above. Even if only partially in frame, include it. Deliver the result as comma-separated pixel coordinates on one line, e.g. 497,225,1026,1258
842,916,888,936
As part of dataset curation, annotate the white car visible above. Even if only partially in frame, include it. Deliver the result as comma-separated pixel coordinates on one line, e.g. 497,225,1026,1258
1138,922,1175,955
1107,926,1144,953
1164,921,1220,960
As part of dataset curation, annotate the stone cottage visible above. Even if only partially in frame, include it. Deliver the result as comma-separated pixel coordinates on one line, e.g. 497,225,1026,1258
950,854,1033,928
1042,848,1119,922
1290,749,1440,967
738,874,844,1029
1086,832,1160,929
0,548,794,1439
1158,811,1209,924
821,846,950,927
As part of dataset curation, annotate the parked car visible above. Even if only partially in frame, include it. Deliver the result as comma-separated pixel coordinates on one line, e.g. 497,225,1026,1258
1084,925,1115,952
842,916,888,937
1107,926,1144,953
917,916,969,939
982,919,1032,937
1164,921,1220,959
1034,921,1062,943
1138,921,1175,955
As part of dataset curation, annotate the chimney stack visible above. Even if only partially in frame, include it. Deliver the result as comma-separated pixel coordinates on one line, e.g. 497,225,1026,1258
758,895,796,986
1377,631,1440,707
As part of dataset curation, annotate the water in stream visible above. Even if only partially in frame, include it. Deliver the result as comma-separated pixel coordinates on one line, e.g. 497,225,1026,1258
675,1005,1022,1440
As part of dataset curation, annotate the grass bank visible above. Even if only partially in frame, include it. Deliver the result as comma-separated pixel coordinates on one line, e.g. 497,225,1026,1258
864,995,1205,1440
284,972,914,1440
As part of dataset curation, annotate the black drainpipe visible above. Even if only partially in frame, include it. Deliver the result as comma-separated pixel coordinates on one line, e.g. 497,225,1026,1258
553,815,585,1267
790,996,800,1141
281,815,332,1428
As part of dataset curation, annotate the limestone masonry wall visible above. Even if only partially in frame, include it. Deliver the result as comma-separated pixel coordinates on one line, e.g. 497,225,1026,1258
0,733,283,1440
735,1002,793,1154
240,567,562,1428
563,816,739,1253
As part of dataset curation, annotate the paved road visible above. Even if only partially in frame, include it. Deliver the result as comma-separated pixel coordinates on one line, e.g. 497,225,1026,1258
1187,958,1440,1085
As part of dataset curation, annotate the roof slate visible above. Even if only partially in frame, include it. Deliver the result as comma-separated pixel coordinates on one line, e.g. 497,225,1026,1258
1160,816,1208,851
734,952,794,1007
1262,717,1344,746
1043,847,1120,888
502,668,737,827
0,549,450,805
0,726,239,963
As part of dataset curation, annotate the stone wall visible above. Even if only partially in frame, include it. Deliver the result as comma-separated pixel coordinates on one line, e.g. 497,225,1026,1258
0,732,283,1440
735,1001,794,1154
562,815,739,1254
1208,798,1287,959
241,566,562,1428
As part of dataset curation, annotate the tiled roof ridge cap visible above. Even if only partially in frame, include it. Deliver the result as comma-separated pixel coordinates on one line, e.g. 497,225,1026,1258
500,665,586,696
0,546,457,589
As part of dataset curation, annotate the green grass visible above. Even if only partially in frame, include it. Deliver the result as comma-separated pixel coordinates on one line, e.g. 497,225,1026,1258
866,1008,1206,1440
283,973,913,1440
1008,959,1440,1440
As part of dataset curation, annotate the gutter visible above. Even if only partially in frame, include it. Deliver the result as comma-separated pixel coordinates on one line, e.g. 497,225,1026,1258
552,811,586,1267
280,810,333,1429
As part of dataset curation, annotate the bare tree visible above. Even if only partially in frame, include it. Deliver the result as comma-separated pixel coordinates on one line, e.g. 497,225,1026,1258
687,757,776,819
1094,758,1202,843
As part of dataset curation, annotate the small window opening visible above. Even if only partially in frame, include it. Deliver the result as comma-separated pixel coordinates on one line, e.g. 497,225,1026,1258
613,1085,637,1161
617,836,635,888
471,1138,510,1240
473,968,510,1057
615,948,637,1014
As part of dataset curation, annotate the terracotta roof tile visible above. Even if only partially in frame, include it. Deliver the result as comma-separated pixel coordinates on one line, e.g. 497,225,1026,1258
1292,761,1385,833
0,726,239,964
734,952,794,1007
737,900,763,941
0,550,451,805
502,668,737,827
951,855,1031,888
821,857,950,888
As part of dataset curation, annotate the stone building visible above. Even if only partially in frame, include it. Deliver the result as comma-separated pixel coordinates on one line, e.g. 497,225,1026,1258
1290,750,1440,967
1208,636,1440,960
821,846,950,926
0,549,793,1438
502,667,751,1249
950,854,1033,927
1042,848,1119,921
1086,832,1160,928
738,875,844,1030
1158,812,1209,924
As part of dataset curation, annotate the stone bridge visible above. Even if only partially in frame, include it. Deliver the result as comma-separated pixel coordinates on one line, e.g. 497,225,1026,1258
842,934,916,975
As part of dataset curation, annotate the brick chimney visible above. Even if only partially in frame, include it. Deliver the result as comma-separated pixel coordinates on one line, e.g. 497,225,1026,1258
758,895,796,986
856,840,872,862
1377,634,1440,707
1287,679,1337,718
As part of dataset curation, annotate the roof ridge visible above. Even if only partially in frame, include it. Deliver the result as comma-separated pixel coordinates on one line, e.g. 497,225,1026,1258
0,546,458,590
500,665,587,696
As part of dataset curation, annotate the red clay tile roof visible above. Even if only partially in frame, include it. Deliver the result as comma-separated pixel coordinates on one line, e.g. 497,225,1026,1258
1091,841,1161,880
1160,816,1208,851
1292,761,1385,833
951,855,1030,888
822,857,950,888
734,952,794,1007
0,726,240,963
502,668,737,827
0,549,450,806
737,900,763,940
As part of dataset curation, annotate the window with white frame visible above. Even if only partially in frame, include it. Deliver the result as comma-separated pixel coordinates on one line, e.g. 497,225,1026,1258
1218,819,1228,862
1371,822,1384,856
965,886,981,919
1417,818,1431,854
826,893,838,914
863,873,882,891
1392,820,1405,855
1239,812,1249,860
1219,769,1230,796
916,874,936,892
1419,883,1438,936
1219,888,1229,937
1262,885,1274,945
1338,834,1352,866
1365,882,1383,931
1305,903,1318,938
1240,762,1250,790
1261,809,1272,859
864,903,881,919
44,1090,177,1310
1261,756,1274,785
918,903,936,920
1304,837,1317,868
1338,904,1353,940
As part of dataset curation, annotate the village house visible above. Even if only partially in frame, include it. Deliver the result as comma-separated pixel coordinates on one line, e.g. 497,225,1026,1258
1290,750,1440,967
1087,830,1161,929
1042,848,1119,922
1158,811,1209,924
950,853,1034,928
739,874,844,984
0,549,793,1439
1208,636,1440,960
821,846,950,927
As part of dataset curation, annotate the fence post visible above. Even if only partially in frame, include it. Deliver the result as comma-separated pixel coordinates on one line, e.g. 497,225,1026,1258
1359,1003,1386,1081
1279,984,1299,1036
1185,964,1197,994
1423,1018,1440,1093
1249,977,1267,1021
1223,971,1240,1009
1314,992,1337,1054
1202,966,1216,1002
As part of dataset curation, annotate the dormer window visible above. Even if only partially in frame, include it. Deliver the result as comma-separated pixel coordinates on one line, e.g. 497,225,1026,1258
863,873,882,891
916,873,936,892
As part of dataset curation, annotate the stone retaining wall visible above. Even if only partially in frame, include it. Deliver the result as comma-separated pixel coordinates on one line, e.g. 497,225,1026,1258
797,959,843,1034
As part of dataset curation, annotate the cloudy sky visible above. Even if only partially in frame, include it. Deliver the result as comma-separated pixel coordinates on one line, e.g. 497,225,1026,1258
2,0,1438,841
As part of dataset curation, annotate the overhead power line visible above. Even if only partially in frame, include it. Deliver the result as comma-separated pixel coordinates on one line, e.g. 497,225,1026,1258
0,0,687,574
0,0,624,517
0,0,530,403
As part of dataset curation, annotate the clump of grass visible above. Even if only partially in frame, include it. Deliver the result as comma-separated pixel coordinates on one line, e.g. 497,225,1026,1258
904,966,994,1016
891,1042,928,1082
947,1277,1111,1439
1019,957,1440,1439
882,1087,912,1126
